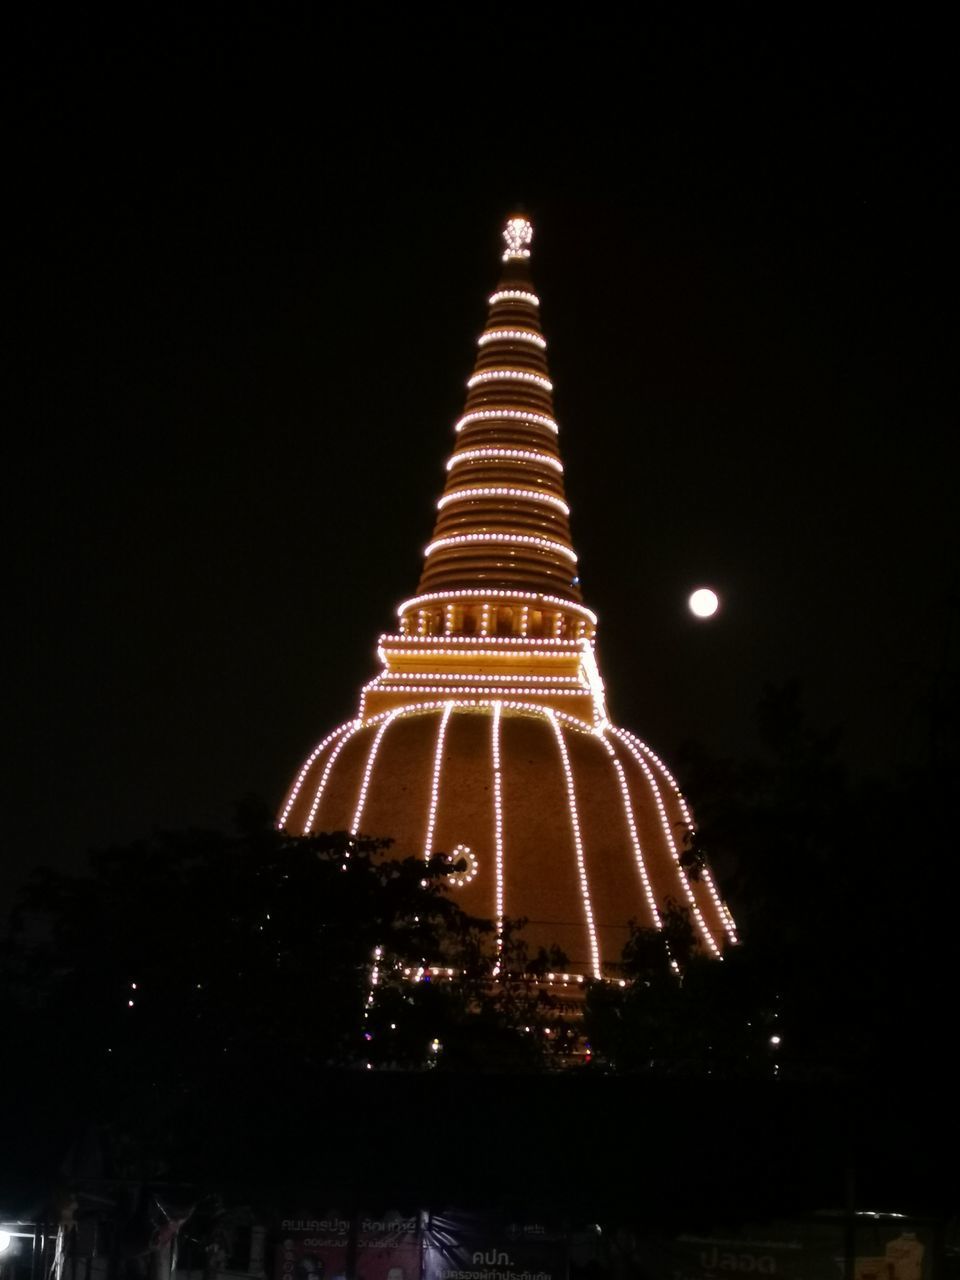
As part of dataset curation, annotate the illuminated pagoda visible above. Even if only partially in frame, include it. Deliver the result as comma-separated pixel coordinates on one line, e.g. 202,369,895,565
280,215,737,978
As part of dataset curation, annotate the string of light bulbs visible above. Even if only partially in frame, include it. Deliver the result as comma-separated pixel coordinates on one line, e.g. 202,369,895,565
491,702,505,966
547,709,602,978
278,719,358,829
478,328,546,350
623,730,738,945
608,728,721,957
396,591,595,625
422,702,453,859
437,486,570,515
424,532,577,563
488,289,539,306
303,722,363,834
455,408,558,435
350,710,401,834
467,368,553,391
599,732,662,930
446,446,563,474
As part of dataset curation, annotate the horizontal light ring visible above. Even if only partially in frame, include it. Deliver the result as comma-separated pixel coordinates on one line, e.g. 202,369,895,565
395,593,597,624
478,328,546,349
437,486,570,515
361,698,598,737
380,650,586,663
370,685,589,697
424,532,577,563
467,368,553,391
455,409,558,434
378,671,583,685
447,447,563,473
383,630,592,646
488,289,540,306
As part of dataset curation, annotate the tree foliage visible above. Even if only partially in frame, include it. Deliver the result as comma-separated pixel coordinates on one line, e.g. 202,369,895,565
0,806,576,1177
4,678,957,1181
584,681,960,1088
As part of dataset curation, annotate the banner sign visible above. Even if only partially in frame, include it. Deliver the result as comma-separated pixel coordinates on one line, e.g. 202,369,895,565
277,1215,420,1280
423,1212,566,1280
569,1219,930,1280
278,1215,350,1280
356,1215,420,1280
279,1214,929,1280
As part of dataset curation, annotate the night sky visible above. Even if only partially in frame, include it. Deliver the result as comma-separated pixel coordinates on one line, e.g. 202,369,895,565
6,10,956,905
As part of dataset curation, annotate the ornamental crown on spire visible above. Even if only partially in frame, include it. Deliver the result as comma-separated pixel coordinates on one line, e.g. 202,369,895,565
502,215,533,262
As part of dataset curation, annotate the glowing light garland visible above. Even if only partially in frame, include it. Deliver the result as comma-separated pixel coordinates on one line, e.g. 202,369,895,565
579,639,609,723
304,720,363,833
379,643,589,663
278,719,356,829
372,684,589,697
609,727,721,957
424,532,577,563
478,328,546,349
422,702,453,858
488,289,540,306
448,843,478,887
455,409,558,434
492,702,505,964
625,732,738,944
467,368,553,391
599,732,661,929
396,591,595,625
547,710,602,978
379,671,582,685
702,867,739,941
446,446,563,473
351,711,400,834
437,486,570,515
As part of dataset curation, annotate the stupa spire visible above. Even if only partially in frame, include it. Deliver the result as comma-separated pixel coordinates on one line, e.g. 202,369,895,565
410,214,587,648
361,213,601,724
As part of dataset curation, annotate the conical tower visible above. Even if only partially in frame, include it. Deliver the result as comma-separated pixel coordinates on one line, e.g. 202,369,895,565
280,215,737,978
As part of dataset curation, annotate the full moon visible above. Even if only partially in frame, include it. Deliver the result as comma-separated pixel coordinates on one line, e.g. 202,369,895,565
689,587,720,618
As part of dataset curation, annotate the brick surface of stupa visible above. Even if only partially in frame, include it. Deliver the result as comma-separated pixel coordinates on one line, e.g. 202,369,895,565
280,215,737,977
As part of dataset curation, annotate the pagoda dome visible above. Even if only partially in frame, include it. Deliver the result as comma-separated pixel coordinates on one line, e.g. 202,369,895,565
279,214,737,978
280,702,735,974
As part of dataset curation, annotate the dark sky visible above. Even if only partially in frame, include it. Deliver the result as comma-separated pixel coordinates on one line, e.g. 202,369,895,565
5,9,957,903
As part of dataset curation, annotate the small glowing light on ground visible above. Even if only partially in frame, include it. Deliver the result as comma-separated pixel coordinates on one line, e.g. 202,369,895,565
688,587,720,618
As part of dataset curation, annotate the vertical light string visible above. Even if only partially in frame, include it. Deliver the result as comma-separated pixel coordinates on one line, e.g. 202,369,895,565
491,702,505,973
351,710,401,835
630,734,739,945
609,728,721,957
279,719,356,829
422,702,454,858
599,731,662,929
303,721,363,834
547,711,602,978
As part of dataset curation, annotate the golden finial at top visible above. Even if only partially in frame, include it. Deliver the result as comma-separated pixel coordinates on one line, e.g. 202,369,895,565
502,215,533,262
